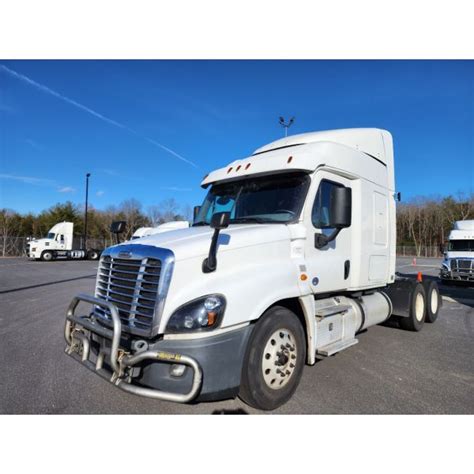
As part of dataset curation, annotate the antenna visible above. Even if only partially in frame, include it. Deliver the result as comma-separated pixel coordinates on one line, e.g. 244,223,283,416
279,116,295,137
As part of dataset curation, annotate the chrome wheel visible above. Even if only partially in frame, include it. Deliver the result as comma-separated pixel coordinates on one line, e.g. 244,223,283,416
430,288,439,314
261,329,297,390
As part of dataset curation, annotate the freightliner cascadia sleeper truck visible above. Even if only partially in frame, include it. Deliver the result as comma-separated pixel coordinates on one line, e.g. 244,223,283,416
28,222,101,261
440,220,474,283
64,128,441,410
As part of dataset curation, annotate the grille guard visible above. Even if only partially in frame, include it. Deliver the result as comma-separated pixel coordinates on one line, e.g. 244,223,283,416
65,294,203,403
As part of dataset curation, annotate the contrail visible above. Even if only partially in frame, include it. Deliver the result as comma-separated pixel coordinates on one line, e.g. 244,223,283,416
0,64,198,168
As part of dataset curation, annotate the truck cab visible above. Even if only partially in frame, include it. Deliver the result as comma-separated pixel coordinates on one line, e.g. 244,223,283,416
28,222,74,260
28,221,101,261
64,128,440,410
440,220,474,283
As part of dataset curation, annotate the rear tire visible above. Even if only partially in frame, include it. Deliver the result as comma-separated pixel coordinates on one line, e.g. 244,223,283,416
422,280,441,323
41,250,53,261
399,283,426,331
239,306,306,411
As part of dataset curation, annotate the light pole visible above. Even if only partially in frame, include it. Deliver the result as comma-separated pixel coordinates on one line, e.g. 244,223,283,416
84,173,91,249
279,116,295,137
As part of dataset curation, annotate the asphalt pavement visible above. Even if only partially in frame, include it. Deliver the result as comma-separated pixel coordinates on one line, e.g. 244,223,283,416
0,256,472,414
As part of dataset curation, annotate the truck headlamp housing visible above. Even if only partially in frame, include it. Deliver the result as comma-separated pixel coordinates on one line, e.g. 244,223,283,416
166,294,226,333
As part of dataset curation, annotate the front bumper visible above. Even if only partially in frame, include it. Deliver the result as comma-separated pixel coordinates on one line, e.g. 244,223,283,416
65,294,252,403
440,268,474,282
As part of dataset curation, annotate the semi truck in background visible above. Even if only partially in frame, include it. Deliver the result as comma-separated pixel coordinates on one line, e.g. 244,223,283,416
440,220,474,283
131,221,190,240
27,222,102,261
64,128,442,410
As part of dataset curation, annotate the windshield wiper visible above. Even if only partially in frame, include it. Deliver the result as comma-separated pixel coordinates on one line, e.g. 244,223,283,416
192,221,210,227
230,217,276,224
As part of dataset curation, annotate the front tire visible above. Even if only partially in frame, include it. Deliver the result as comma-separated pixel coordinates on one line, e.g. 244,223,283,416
399,283,426,331
88,250,100,260
41,250,53,261
239,306,306,411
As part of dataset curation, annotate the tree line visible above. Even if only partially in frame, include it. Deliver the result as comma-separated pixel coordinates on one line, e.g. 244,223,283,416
1,193,473,257
0,198,192,251
397,192,473,255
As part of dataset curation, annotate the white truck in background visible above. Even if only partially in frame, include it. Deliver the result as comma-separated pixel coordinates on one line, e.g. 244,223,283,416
28,221,101,261
440,220,474,283
131,221,190,240
64,128,442,410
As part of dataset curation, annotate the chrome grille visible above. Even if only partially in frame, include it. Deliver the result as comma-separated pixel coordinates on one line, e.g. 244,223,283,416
452,259,473,272
94,255,162,332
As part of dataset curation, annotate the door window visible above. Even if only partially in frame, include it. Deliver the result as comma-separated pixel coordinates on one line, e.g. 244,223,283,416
311,179,344,229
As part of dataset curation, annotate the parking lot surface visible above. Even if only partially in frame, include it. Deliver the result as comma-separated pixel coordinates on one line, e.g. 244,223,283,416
0,256,472,414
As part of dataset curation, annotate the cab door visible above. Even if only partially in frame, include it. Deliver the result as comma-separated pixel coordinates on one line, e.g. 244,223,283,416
57,234,66,249
304,170,353,294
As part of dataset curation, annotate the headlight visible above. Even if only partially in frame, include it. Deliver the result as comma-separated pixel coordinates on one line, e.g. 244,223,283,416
166,294,226,333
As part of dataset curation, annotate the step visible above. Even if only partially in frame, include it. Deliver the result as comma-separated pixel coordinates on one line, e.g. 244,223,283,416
316,338,359,357
315,304,352,319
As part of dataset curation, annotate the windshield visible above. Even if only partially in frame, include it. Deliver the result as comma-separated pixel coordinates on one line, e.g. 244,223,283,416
194,172,310,225
448,240,474,252
46,232,55,239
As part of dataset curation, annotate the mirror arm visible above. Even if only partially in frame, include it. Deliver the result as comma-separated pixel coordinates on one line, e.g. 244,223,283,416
314,228,342,249
202,228,220,273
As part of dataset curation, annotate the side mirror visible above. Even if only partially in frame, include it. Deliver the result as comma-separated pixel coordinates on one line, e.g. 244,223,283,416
203,212,231,273
193,205,201,223
329,186,352,229
210,211,230,230
110,220,127,244
110,221,126,234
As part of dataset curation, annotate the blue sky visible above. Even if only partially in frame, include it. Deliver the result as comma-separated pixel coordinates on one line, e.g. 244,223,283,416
0,60,473,214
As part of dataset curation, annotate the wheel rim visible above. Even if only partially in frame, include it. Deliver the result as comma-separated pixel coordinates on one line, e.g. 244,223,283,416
430,288,439,314
415,292,425,321
261,329,297,390
43,253,52,261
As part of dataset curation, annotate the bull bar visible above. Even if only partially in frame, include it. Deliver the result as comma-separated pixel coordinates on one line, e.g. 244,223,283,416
64,294,203,403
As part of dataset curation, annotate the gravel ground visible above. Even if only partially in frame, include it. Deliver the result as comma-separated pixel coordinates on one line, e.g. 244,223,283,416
0,256,472,414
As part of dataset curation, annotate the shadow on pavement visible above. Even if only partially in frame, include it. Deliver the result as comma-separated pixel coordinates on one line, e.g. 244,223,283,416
0,274,96,295
212,408,248,415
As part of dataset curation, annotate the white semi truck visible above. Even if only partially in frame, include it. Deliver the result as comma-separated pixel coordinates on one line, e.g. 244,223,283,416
28,221,101,261
131,221,190,240
440,220,474,283
64,128,441,410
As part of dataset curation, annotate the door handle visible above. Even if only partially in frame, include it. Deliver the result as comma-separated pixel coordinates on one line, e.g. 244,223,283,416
344,260,350,280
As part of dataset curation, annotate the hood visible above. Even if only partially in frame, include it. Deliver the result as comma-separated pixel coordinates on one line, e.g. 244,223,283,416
29,238,53,245
116,223,292,261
